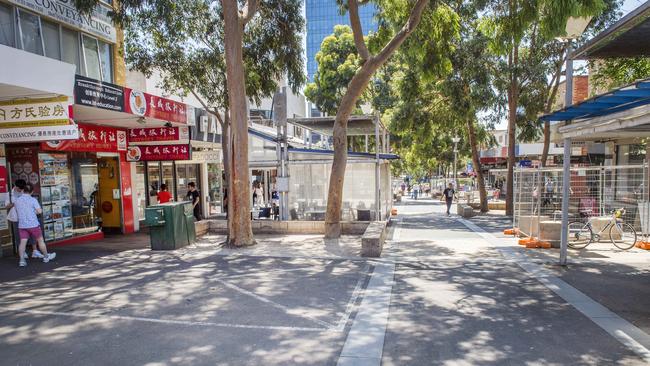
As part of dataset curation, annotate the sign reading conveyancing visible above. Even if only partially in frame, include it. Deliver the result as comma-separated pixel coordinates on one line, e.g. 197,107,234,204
124,89,188,124
41,123,126,152
6,0,116,43
126,144,191,162
128,126,190,144
74,75,124,112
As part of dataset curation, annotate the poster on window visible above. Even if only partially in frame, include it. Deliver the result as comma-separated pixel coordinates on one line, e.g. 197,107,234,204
128,126,190,144
126,144,191,162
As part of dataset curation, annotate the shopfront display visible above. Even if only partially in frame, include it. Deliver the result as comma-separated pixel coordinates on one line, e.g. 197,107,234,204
39,153,73,241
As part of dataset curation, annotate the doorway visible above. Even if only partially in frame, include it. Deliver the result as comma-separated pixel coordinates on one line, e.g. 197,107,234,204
97,156,122,233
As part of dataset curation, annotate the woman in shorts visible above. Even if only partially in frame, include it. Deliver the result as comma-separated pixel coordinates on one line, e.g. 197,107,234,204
14,183,56,267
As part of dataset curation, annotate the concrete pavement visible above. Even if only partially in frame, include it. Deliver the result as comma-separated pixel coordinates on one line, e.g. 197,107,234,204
0,198,648,365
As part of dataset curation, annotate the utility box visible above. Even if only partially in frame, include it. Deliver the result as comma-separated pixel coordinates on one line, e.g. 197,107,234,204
145,202,196,250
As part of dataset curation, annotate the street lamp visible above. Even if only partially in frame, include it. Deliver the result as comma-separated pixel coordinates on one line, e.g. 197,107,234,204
452,136,460,189
558,16,591,266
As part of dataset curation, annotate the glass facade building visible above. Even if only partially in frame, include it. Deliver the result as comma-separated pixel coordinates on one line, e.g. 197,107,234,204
305,0,377,81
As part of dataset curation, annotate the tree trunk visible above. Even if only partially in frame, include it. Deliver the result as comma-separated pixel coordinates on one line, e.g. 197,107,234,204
222,0,255,247
505,44,518,217
325,61,379,238
467,119,488,213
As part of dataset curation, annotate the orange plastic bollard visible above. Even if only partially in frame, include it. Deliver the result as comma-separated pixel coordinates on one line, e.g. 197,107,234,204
636,241,650,250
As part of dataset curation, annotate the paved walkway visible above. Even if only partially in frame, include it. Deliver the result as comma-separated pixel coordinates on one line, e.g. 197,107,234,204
0,198,648,365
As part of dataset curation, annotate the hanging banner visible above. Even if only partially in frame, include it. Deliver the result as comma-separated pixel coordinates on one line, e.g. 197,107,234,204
126,144,191,162
124,89,188,124
128,126,190,144
41,124,126,152
5,0,116,43
74,75,124,112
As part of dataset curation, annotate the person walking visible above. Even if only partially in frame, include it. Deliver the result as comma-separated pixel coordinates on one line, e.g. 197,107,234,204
443,183,456,216
157,183,172,204
5,179,43,259
186,182,201,221
14,183,55,267
412,183,419,200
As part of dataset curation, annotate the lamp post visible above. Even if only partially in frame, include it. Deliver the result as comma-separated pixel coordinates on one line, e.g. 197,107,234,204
452,136,460,189
558,16,591,266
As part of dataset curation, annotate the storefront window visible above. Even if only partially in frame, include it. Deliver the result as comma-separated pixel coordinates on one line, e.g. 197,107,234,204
207,163,222,216
134,162,146,221
70,153,99,235
0,3,15,47
17,9,43,56
176,163,199,201
162,162,176,200
39,153,73,241
147,162,161,205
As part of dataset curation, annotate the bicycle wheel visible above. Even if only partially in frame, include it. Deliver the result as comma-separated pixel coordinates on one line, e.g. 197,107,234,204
609,222,637,250
568,222,592,249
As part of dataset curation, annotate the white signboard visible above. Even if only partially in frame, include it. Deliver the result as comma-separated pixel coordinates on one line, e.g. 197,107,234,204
7,0,117,43
0,124,79,143
0,96,71,128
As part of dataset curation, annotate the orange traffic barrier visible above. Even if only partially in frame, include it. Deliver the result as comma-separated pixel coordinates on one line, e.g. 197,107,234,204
504,228,518,236
636,241,650,250
518,237,536,246
524,238,552,249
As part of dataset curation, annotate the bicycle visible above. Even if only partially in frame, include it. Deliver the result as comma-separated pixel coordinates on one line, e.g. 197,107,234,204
568,208,637,250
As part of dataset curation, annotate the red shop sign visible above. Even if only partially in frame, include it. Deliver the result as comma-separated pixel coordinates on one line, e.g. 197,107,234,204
128,126,190,143
126,144,190,162
124,89,187,124
41,124,127,152
0,165,7,194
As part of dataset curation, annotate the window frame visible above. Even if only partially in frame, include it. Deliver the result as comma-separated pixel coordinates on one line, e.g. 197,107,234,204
80,33,112,83
16,7,45,56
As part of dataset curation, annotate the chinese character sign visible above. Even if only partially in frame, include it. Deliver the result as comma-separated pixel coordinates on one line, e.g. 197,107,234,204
41,124,126,152
126,144,191,161
124,89,188,124
0,97,71,128
128,126,190,143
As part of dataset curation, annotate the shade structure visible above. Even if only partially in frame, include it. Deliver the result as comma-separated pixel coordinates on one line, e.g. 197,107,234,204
540,79,650,122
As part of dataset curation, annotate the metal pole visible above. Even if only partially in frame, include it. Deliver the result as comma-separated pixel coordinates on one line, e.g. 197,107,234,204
453,143,458,188
375,115,381,221
559,43,574,265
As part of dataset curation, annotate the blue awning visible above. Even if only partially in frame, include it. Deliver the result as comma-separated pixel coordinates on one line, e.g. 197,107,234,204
540,79,650,122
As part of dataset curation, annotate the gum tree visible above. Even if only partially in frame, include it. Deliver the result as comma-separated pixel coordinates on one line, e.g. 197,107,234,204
75,0,305,246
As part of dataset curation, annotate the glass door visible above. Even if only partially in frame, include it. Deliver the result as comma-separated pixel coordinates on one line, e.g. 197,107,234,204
146,162,160,205
161,162,176,200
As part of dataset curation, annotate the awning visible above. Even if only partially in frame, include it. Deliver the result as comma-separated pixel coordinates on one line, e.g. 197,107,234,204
540,79,650,122
288,115,384,136
573,2,650,59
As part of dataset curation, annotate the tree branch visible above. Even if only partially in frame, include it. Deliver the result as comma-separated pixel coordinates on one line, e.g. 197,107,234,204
374,0,429,63
240,0,259,24
348,0,371,62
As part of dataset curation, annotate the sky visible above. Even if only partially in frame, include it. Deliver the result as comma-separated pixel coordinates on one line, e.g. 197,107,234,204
492,0,647,130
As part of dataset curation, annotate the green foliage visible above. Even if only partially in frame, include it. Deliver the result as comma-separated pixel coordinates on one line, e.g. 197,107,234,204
591,57,650,90
75,0,305,110
304,25,365,115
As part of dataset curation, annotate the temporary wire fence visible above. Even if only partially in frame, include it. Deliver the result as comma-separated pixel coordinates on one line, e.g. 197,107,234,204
513,164,649,246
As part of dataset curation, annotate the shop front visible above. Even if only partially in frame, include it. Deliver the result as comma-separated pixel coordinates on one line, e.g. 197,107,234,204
4,122,132,244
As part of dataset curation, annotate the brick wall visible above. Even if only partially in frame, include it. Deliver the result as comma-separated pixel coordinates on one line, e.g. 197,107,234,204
573,75,589,104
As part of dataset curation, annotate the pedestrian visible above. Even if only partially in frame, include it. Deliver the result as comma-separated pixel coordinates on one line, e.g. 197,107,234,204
443,183,456,216
412,183,419,200
186,182,201,221
157,183,172,204
6,179,43,259
14,183,56,267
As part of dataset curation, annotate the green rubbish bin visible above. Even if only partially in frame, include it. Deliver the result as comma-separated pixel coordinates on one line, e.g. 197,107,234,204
145,201,196,250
